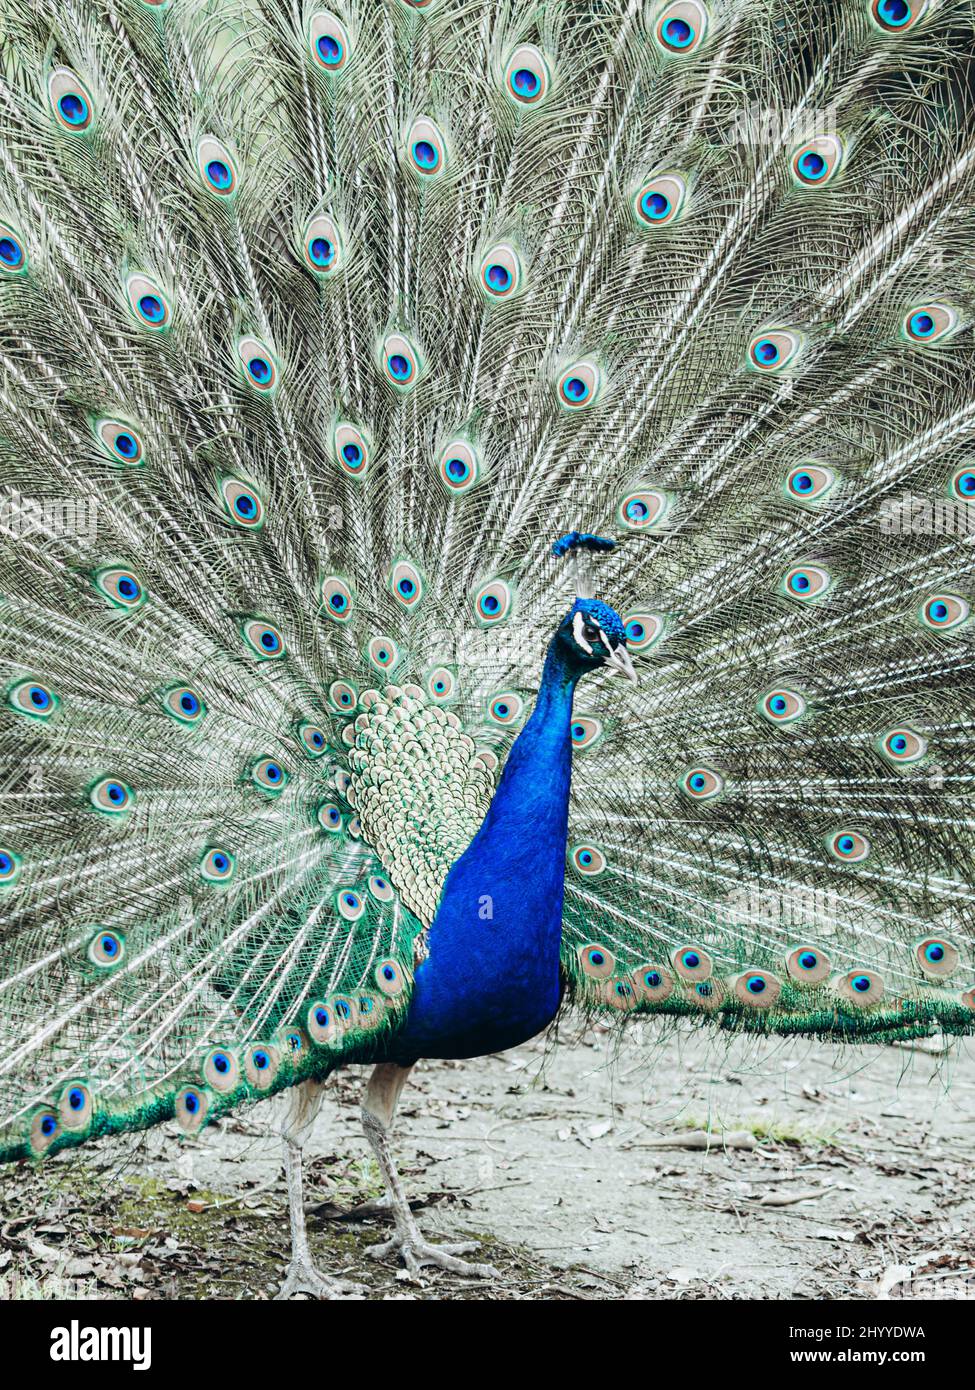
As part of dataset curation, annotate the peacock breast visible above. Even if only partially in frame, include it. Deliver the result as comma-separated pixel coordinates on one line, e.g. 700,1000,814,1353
389,834,568,1061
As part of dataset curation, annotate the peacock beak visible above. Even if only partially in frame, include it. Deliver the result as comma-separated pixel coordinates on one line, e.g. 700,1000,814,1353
602,640,638,685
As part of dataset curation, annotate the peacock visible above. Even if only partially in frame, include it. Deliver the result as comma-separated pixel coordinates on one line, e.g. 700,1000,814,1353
1,0,974,1300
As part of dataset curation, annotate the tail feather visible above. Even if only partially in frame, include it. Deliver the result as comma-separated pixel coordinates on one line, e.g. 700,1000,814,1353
2,0,975,1163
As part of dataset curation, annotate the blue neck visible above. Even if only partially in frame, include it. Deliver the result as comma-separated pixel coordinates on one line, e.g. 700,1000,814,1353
392,638,583,1061
476,642,579,851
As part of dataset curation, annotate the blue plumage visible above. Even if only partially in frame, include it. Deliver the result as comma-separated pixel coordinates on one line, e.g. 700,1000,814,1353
393,631,579,1059
396,552,631,1060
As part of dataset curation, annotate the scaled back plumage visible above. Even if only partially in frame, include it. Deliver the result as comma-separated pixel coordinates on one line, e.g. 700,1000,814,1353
1,0,975,1164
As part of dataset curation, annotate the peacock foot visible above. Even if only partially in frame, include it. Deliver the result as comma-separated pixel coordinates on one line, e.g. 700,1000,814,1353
275,1258,365,1300
367,1228,499,1280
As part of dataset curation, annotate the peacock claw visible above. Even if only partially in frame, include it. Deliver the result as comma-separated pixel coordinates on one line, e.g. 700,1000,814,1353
275,1260,365,1301
367,1231,499,1280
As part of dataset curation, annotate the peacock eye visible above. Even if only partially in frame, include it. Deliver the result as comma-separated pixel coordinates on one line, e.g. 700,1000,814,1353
486,691,524,726
556,359,603,410
196,136,238,196
298,722,328,757
59,1081,92,1130
30,1108,61,1154
241,617,285,659
918,593,969,632
175,1087,209,1133
426,666,456,701
307,1000,338,1044
680,766,724,801
902,303,957,345
317,802,343,832
503,43,552,105
477,242,524,301
328,680,358,711
332,421,370,476
95,418,145,466
278,1028,305,1056
236,335,279,390
245,1043,280,1089
161,685,207,725
633,172,688,228
367,635,400,672
220,477,264,528
570,844,607,876
48,67,95,132
671,944,713,981
571,717,603,750
785,464,836,502
87,928,125,967
7,679,59,719
654,0,709,54
251,757,289,794
375,957,407,996
204,1046,240,1091
389,559,424,608
0,224,26,274
303,212,344,276
790,135,844,187
913,935,959,978
618,489,670,531
382,332,423,390
0,848,21,885
834,969,884,1007
732,970,782,1009
758,687,807,725
89,777,134,814
827,828,870,863
436,439,482,494
949,467,975,501
623,612,665,652
871,0,927,32
878,726,927,764
368,875,395,904
633,963,673,1001
200,847,235,882
336,889,365,921
308,11,351,71
405,117,447,178
785,944,831,984
473,579,514,626
321,575,354,623
582,624,599,642
780,563,832,602
609,978,638,1011
93,566,145,610
747,327,803,372
126,273,172,330
578,942,615,978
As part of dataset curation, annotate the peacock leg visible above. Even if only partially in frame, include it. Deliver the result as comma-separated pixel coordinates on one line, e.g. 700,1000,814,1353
275,1079,364,1300
361,1062,499,1280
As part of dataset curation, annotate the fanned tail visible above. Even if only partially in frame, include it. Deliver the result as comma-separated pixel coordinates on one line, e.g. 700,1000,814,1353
1,0,975,1165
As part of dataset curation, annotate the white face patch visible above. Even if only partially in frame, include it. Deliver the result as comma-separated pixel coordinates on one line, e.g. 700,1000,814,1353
572,611,593,654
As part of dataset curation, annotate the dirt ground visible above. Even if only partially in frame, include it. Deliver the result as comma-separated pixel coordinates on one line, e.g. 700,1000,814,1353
2,1017,974,1301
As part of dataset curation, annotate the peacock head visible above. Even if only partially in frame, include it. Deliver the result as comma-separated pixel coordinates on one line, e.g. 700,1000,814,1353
550,533,636,684
554,597,637,684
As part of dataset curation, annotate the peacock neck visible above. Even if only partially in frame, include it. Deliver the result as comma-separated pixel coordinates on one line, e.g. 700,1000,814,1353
449,636,580,939
483,641,579,843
